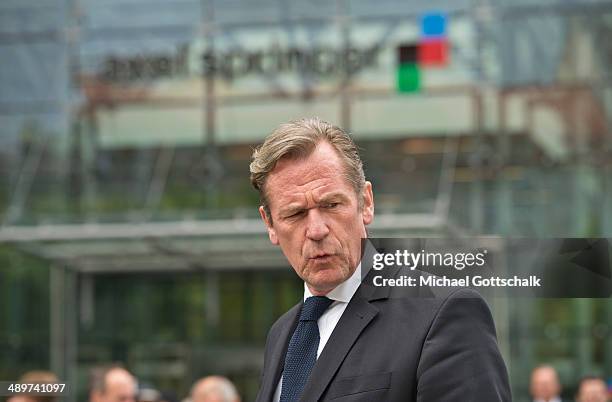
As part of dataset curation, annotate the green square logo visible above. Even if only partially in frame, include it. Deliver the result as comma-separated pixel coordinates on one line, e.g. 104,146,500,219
397,63,421,93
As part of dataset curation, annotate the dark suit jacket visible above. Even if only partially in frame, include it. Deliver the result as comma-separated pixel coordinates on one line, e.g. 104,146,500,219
256,269,511,402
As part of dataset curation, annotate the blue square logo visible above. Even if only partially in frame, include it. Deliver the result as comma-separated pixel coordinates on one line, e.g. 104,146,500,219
421,12,447,38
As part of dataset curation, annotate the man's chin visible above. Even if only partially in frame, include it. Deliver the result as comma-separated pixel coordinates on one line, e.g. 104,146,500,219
305,271,347,295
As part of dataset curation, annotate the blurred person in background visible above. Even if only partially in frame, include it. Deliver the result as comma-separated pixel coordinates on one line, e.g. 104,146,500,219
575,376,608,402
89,365,138,402
530,365,564,402
6,396,36,402
137,386,161,402
6,371,58,402
190,376,240,402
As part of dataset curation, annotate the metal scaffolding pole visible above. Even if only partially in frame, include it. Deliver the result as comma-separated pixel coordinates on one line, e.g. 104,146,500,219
3,134,49,225
50,264,78,402
49,264,66,380
337,0,352,132
202,0,221,209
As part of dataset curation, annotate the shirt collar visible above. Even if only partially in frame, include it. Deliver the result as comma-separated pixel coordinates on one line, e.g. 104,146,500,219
303,263,362,303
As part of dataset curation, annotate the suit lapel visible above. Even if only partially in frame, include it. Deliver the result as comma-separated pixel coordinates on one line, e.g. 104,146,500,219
297,265,399,401
259,303,301,402
298,287,380,402
261,265,397,402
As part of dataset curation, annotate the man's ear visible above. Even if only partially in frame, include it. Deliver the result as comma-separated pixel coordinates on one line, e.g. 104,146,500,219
361,181,374,225
259,206,279,245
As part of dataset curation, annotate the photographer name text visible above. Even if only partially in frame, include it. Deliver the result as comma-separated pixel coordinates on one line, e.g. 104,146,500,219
373,274,541,288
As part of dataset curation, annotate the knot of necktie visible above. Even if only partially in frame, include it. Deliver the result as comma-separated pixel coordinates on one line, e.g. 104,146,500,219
299,296,333,322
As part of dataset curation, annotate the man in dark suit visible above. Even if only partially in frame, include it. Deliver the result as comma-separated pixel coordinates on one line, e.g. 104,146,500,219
250,117,511,401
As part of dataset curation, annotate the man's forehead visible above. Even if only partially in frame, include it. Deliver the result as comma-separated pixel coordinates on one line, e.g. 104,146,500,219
270,175,345,211
267,165,346,203
105,369,136,387
533,367,557,377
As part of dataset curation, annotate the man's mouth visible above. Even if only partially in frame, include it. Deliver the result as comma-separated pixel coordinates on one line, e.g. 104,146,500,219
309,253,334,263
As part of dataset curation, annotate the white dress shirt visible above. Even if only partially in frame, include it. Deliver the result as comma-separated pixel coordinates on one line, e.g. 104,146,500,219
533,398,561,402
273,264,362,402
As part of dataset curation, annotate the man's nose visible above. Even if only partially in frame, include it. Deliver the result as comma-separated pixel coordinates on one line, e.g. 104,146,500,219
305,208,330,241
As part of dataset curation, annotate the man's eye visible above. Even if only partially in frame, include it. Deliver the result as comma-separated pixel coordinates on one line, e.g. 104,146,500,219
323,202,339,209
287,210,305,218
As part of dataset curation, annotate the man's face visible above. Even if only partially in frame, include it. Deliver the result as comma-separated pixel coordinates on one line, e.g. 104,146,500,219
530,367,560,401
94,370,137,402
259,141,374,295
576,379,608,402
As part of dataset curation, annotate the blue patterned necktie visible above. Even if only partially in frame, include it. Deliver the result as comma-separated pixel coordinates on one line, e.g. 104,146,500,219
279,296,333,402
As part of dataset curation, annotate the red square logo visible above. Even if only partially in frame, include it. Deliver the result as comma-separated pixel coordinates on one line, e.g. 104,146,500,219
418,39,449,66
